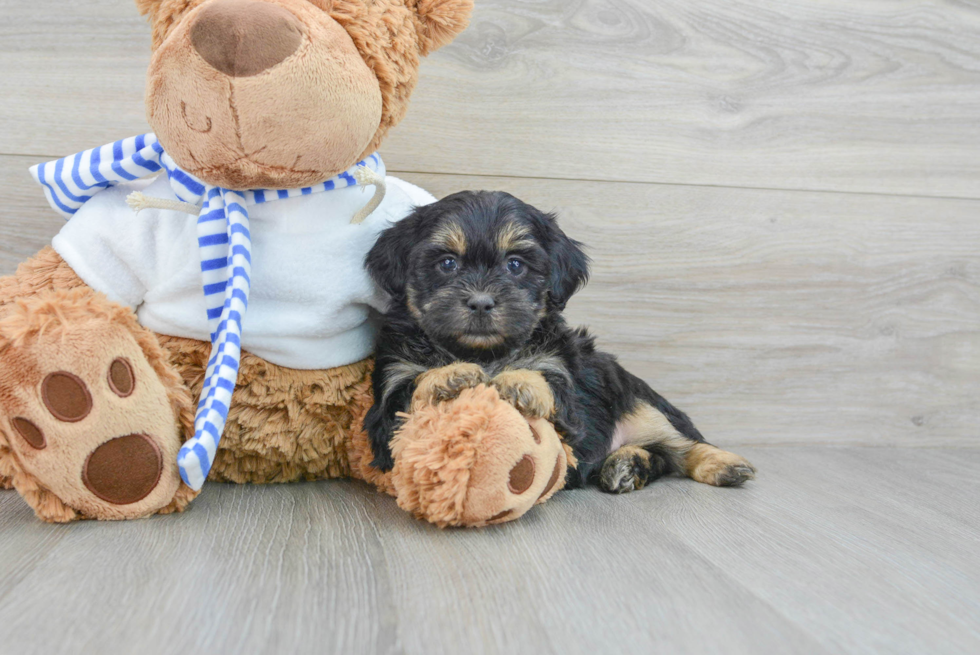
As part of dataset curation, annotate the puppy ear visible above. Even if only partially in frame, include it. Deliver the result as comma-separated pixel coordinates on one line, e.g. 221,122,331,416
365,209,425,297
543,213,590,311
413,0,474,55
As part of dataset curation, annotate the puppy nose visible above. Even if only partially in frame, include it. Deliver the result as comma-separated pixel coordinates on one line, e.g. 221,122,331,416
190,0,303,77
467,294,496,314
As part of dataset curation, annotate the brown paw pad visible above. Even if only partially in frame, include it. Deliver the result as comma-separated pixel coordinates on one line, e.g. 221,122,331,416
11,417,46,450
83,434,163,505
107,358,136,397
42,371,92,422
539,455,564,501
508,455,535,494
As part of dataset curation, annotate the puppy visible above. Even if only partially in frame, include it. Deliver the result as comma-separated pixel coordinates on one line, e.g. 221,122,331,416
363,191,755,492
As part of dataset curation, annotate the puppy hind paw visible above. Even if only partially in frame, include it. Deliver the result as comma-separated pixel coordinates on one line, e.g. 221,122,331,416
713,462,757,487
685,444,756,487
599,446,651,494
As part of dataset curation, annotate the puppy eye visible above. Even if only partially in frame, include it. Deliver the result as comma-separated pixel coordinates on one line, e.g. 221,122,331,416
507,258,525,275
439,256,459,273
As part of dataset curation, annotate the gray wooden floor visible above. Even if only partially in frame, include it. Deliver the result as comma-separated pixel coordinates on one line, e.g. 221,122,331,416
0,447,978,655
1,0,979,653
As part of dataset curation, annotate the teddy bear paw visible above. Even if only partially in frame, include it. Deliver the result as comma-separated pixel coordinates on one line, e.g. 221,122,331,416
392,385,569,528
0,299,191,522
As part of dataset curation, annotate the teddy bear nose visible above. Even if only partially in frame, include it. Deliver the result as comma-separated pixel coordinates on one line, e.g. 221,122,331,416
190,0,303,77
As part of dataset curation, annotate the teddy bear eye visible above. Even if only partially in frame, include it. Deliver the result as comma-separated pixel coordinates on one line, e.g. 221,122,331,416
438,257,459,273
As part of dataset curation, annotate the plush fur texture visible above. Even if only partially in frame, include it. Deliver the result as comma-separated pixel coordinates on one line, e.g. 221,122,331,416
365,191,757,492
158,334,375,483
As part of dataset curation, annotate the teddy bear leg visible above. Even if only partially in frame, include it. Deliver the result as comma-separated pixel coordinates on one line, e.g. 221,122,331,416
390,380,572,528
0,250,197,522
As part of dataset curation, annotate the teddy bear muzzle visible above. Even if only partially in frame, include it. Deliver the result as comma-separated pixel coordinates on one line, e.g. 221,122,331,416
146,0,383,191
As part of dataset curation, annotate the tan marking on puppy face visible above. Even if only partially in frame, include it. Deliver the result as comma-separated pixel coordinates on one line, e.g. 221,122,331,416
456,333,506,349
431,222,467,255
496,222,534,253
684,443,756,487
406,287,423,321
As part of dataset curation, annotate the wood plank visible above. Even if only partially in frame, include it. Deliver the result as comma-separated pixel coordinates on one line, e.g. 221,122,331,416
2,158,978,447
643,446,980,655
0,447,977,655
2,1,980,197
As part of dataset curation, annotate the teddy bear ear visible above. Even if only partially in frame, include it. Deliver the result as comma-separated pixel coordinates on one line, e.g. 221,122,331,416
414,0,474,55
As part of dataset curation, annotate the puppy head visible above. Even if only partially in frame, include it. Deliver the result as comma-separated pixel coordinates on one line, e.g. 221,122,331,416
366,191,590,354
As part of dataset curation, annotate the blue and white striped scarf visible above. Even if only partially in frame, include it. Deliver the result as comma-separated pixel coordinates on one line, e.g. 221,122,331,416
31,134,382,491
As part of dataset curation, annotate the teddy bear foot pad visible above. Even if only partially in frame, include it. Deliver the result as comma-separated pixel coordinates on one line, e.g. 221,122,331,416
0,289,192,521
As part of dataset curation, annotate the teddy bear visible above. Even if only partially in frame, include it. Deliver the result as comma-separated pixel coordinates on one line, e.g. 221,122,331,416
0,0,572,527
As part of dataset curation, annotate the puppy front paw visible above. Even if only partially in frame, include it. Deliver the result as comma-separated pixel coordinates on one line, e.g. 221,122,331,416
491,370,555,419
412,362,490,409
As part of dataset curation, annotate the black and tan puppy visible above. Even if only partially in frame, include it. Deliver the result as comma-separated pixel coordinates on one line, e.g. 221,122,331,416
364,191,755,492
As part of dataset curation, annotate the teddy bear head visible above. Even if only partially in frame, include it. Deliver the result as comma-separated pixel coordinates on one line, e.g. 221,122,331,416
135,0,472,190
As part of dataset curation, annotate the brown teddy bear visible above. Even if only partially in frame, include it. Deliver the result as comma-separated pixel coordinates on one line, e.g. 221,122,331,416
0,0,571,526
